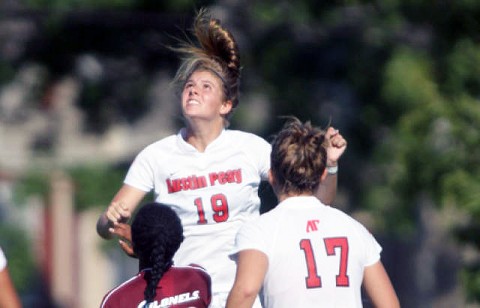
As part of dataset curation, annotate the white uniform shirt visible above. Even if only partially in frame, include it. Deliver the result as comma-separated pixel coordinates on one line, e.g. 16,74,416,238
124,128,271,295
232,196,382,308
0,247,7,271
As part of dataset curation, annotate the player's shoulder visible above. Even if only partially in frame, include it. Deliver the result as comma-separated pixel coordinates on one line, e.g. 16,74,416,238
100,273,143,307
172,264,211,277
325,206,372,235
224,130,271,157
0,247,6,270
225,129,270,145
242,207,281,234
325,206,358,224
136,133,178,156
169,265,212,286
144,133,177,149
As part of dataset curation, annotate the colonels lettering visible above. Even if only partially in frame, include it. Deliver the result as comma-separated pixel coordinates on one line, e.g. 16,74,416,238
166,169,242,193
137,290,200,308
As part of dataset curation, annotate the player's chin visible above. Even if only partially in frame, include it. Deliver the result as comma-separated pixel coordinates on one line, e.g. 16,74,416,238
182,107,202,118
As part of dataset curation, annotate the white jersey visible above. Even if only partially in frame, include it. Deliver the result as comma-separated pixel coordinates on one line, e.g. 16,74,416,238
0,247,6,271
232,196,382,308
124,128,271,296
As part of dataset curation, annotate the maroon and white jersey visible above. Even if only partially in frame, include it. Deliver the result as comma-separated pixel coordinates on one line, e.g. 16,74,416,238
124,128,271,300
232,196,382,308
100,265,212,308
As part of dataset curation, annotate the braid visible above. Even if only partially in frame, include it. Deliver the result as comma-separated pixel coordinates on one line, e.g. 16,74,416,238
131,203,184,307
143,239,173,304
172,8,241,109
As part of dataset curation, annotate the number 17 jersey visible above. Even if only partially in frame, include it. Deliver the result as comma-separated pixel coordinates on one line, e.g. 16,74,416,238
232,196,382,308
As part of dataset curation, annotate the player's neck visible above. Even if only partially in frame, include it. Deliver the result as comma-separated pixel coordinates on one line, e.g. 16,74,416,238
184,121,224,152
277,192,313,203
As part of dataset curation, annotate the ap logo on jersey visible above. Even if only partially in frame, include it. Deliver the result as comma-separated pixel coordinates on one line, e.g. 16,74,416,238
306,219,320,233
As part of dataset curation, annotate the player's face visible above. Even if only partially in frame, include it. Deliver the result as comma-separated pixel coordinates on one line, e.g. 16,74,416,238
181,70,232,123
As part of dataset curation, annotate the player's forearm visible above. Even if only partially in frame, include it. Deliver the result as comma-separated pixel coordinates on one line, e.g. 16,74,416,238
97,185,146,239
226,288,257,308
316,173,337,205
0,269,22,308
363,261,400,308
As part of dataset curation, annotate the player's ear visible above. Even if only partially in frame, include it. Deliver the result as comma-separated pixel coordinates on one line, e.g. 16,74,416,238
320,168,328,182
268,170,275,187
220,100,233,115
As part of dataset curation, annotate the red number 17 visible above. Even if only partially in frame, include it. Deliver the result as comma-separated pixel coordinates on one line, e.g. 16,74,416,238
299,237,350,288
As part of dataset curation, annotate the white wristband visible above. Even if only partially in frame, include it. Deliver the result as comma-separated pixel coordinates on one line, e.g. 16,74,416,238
327,165,338,175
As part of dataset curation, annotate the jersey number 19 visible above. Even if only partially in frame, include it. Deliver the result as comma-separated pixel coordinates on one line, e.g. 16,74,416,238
194,193,230,224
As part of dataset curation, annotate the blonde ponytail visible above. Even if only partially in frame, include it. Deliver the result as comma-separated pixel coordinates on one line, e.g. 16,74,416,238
172,8,241,108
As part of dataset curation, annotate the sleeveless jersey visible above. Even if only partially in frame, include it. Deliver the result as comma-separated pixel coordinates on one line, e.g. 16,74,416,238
232,196,382,308
100,265,211,308
124,129,271,295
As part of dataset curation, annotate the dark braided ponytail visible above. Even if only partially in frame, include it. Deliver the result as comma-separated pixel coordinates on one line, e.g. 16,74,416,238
131,202,184,306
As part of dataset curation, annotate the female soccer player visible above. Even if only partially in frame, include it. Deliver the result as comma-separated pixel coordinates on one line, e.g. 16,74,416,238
227,118,399,308
100,202,211,308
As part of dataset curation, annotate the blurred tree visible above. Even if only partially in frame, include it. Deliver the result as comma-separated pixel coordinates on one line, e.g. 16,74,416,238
66,164,125,210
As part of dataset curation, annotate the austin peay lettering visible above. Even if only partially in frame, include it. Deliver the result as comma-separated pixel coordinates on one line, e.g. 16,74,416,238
208,169,242,186
166,175,208,193
167,169,242,194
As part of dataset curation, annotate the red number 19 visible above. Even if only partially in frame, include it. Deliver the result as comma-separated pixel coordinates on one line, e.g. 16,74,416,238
194,193,230,224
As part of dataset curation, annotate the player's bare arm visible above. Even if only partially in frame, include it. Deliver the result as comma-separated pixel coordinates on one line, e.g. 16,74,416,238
0,267,21,308
96,184,147,239
316,127,347,205
226,249,268,308
363,261,400,308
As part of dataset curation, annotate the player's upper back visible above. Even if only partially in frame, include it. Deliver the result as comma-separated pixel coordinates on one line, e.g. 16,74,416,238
100,265,212,308
249,196,381,307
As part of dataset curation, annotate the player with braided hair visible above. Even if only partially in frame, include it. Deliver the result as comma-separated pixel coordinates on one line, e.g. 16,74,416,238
227,118,399,308
100,202,211,307
97,8,347,307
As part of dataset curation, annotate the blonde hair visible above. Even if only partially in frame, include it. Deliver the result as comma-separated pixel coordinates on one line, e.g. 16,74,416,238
172,9,241,111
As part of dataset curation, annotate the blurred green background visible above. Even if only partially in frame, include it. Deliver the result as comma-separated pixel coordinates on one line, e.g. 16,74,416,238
1,0,480,307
